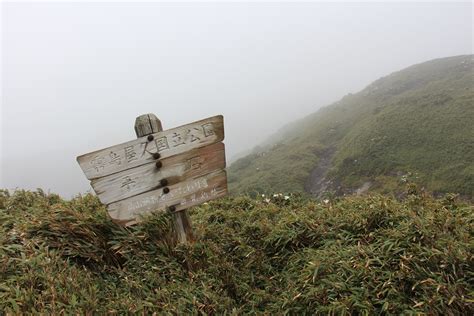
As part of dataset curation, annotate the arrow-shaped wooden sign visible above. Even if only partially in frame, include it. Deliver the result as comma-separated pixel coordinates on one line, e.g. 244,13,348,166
77,115,224,179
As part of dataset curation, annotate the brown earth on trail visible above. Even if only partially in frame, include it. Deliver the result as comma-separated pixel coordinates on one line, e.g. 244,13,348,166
304,147,336,197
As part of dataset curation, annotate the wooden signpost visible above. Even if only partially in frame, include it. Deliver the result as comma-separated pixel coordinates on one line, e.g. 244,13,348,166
77,114,228,243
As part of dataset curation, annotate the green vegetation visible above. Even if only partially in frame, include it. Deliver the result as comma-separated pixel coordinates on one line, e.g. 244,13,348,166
1,55,473,314
229,55,474,197
1,188,472,314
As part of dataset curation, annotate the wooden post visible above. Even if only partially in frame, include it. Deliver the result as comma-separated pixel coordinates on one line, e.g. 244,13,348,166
134,113,194,244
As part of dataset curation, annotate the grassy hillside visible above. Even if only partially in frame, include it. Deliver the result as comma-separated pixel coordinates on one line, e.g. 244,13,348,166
1,188,472,314
229,55,474,197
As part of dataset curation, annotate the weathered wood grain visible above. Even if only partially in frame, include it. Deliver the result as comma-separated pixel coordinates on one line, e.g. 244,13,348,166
133,113,195,243
108,170,227,226
134,114,162,137
77,115,224,180
91,142,226,205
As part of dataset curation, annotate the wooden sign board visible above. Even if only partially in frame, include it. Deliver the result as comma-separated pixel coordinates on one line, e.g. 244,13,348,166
77,115,224,180
77,115,227,226
109,170,227,226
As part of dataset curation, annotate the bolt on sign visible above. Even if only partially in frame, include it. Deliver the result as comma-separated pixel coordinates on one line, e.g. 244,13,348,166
77,115,228,228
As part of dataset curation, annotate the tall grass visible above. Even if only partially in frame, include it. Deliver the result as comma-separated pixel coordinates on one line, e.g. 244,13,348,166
0,188,472,314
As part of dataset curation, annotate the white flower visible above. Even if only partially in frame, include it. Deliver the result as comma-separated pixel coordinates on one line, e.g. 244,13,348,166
323,199,330,204
284,196,290,200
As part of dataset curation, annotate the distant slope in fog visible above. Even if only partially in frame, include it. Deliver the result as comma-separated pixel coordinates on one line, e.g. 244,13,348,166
229,55,474,197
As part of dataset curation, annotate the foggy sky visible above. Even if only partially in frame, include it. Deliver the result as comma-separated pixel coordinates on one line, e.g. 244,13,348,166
1,2,472,197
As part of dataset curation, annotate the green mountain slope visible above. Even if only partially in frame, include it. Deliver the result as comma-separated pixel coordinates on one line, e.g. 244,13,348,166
229,55,474,197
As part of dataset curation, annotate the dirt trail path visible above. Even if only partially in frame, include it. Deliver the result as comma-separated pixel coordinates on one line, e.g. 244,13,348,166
304,147,337,197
